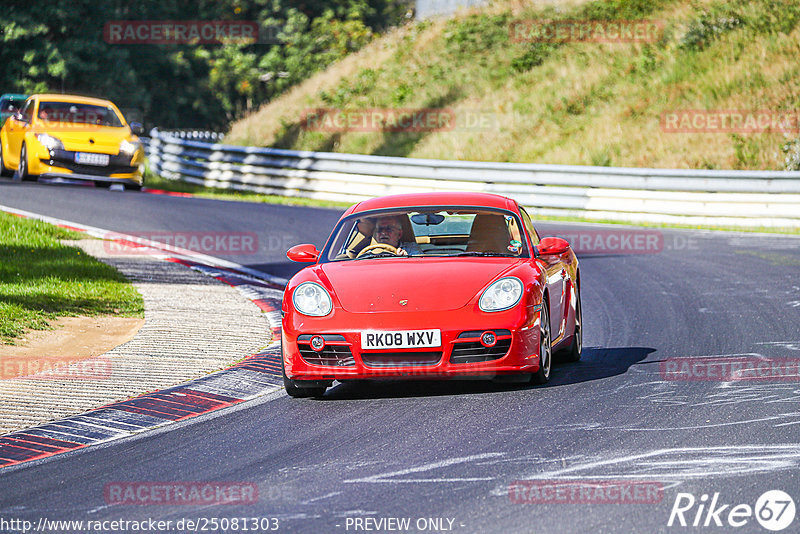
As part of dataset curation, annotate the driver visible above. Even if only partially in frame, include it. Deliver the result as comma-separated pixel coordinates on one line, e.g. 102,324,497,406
372,216,421,256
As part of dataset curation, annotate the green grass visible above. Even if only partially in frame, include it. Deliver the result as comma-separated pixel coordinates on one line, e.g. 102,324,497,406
200,0,800,235
226,0,800,170
0,212,145,344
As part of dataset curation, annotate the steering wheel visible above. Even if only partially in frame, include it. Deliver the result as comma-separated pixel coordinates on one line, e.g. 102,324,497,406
356,243,399,258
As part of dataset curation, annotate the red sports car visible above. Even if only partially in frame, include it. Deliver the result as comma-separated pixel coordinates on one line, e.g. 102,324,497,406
281,192,581,397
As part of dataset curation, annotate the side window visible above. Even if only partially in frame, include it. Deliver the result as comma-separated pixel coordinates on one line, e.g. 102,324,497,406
21,100,34,122
519,207,540,246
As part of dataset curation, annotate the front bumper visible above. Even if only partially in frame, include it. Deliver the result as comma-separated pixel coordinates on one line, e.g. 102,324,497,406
282,306,542,380
30,145,143,185
38,173,143,188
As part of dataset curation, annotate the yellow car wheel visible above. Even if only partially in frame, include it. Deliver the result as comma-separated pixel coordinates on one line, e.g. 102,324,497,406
17,143,35,182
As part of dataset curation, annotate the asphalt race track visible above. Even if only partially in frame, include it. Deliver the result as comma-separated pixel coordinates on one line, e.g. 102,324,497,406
0,181,344,281
2,180,800,533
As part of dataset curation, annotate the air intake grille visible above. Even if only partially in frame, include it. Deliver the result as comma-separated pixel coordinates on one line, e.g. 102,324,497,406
450,329,512,364
361,352,442,368
297,334,354,367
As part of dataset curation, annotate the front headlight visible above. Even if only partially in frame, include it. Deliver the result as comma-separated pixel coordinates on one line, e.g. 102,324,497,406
479,277,523,312
119,139,142,157
35,134,64,151
293,282,333,316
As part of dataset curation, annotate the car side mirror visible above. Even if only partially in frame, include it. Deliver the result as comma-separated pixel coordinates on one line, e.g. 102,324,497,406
129,121,144,135
535,237,571,257
287,244,320,262
14,111,25,122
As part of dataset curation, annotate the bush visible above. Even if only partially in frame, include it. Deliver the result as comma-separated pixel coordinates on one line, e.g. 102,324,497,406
680,11,741,51
781,137,800,171
511,43,556,72
576,0,674,21
444,13,511,56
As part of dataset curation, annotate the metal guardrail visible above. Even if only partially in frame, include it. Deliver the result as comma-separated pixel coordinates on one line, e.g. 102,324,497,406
146,130,225,142
142,129,800,227
415,0,489,19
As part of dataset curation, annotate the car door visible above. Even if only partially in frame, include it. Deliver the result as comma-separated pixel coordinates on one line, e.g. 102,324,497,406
4,99,33,167
520,207,565,339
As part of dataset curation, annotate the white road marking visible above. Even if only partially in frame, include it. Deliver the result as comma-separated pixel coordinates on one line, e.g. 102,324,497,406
623,413,800,431
301,491,342,505
344,452,505,484
756,341,800,351
515,445,800,481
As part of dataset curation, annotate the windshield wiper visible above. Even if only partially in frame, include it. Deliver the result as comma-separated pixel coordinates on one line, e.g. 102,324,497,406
353,252,410,260
454,251,516,257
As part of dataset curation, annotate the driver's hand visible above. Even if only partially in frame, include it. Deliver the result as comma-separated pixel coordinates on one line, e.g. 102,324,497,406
397,248,408,256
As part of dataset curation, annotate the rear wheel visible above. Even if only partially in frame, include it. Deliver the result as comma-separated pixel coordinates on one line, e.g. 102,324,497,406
282,357,328,398
532,300,552,384
560,288,582,363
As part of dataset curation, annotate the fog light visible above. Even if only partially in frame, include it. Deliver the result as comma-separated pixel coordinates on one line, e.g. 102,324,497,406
480,331,497,348
310,335,325,352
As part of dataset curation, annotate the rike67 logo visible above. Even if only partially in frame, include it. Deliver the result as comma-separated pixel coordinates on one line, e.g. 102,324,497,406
668,490,795,531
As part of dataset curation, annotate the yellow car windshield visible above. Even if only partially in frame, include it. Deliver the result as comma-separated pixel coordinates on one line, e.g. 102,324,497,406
38,102,124,127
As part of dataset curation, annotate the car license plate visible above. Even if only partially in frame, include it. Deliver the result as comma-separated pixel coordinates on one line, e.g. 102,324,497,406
74,152,109,166
361,329,441,350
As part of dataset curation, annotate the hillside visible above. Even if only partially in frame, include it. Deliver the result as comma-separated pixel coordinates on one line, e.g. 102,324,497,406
227,0,800,170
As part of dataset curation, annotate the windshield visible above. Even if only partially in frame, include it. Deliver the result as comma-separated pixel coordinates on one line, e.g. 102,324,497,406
37,101,124,127
323,207,529,262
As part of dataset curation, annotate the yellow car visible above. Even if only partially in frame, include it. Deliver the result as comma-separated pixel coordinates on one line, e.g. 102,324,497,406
0,94,144,190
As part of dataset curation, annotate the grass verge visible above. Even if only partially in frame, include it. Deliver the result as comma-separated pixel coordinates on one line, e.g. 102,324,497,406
227,0,800,171
0,212,145,344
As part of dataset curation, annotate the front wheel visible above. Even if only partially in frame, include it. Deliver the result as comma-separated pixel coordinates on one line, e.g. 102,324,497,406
17,143,35,181
282,357,328,398
560,288,582,363
532,300,552,384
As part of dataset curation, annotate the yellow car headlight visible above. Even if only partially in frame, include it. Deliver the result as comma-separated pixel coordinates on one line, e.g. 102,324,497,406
35,134,64,151
119,139,142,157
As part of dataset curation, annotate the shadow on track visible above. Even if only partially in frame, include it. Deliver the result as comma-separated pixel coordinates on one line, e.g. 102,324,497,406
317,346,655,400
545,346,656,387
